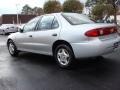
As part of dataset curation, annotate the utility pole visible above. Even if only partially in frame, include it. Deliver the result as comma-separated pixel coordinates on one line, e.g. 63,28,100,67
16,4,19,25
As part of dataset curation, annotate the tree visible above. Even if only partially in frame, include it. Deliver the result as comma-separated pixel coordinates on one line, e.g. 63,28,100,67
107,0,118,23
63,0,83,13
32,7,44,15
92,4,105,20
21,4,33,15
21,5,44,15
43,0,62,14
86,0,118,23
92,3,115,20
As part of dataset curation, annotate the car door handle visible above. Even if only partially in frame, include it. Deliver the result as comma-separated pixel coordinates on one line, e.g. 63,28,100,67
29,35,32,37
52,33,57,36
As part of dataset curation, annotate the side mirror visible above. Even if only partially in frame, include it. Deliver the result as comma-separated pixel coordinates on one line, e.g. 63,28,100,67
18,28,23,33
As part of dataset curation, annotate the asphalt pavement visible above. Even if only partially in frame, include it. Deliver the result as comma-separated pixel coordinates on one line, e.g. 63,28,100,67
0,35,120,90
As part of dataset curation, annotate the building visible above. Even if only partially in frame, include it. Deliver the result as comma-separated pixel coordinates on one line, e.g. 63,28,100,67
0,14,37,25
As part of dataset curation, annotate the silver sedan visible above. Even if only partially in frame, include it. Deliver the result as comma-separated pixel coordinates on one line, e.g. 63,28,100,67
7,13,120,68
0,24,18,35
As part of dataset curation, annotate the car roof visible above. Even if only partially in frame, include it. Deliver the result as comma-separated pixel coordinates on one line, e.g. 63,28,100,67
39,12,84,17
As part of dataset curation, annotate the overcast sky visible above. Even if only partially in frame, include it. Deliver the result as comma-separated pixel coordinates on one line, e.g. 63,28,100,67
0,0,87,15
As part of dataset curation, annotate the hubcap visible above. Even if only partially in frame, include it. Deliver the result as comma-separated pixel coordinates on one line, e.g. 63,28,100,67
9,43,15,54
57,48,70,66
3,31,5,35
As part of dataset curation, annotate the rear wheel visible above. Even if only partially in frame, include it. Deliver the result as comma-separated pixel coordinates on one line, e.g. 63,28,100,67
54,44,75,68
7,40,19,57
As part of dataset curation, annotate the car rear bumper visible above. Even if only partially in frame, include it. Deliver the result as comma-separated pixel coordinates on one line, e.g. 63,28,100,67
6,31,17,33
71,37,120,59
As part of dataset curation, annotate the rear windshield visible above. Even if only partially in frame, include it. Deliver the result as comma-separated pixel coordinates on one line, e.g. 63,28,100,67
62,13,95,25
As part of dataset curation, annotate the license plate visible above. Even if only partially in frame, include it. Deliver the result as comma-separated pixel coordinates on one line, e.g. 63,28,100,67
99,34,117,41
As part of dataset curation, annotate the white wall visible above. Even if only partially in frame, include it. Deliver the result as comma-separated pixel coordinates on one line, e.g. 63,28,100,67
110,15,120,25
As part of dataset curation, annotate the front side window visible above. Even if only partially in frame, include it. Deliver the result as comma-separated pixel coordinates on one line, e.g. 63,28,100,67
62,13,95,25
36,15,55,30
23,16,40,32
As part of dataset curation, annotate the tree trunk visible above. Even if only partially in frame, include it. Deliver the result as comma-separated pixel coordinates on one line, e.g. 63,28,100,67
113,0,117,24
114,5,117,24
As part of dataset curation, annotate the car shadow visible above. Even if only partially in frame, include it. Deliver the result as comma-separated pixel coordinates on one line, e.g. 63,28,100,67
13,52,118,79
74,57,117,77
15,52,56,66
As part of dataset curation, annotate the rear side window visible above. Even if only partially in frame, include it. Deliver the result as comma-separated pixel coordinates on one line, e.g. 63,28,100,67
62,13,94,25
52,18,59,29
36,15,59,31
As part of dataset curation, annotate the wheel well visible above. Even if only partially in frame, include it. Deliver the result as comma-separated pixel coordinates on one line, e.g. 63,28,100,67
52,40,73,54
7,39,12,45
3,30,5,33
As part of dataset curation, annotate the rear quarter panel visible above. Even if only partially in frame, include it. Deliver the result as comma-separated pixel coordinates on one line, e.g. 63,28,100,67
59,23,117,43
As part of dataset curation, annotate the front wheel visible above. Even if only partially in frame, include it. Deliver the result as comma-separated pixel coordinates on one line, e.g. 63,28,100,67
54,44,75,68
3,30,6,35
7,40,19,57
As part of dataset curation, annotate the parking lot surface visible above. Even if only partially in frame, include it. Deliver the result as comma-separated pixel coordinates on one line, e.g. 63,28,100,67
0,35,120,90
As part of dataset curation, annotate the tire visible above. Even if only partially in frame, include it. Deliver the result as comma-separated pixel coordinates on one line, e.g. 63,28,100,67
95,56,104,60
54,44,75,69
2,30,6,35
7,40,19,57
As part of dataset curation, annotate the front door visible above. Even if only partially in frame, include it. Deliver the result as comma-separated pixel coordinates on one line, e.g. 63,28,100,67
16,17,40,51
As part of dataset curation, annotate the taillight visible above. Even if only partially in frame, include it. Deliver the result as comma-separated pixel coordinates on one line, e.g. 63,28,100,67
85,27,117,37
